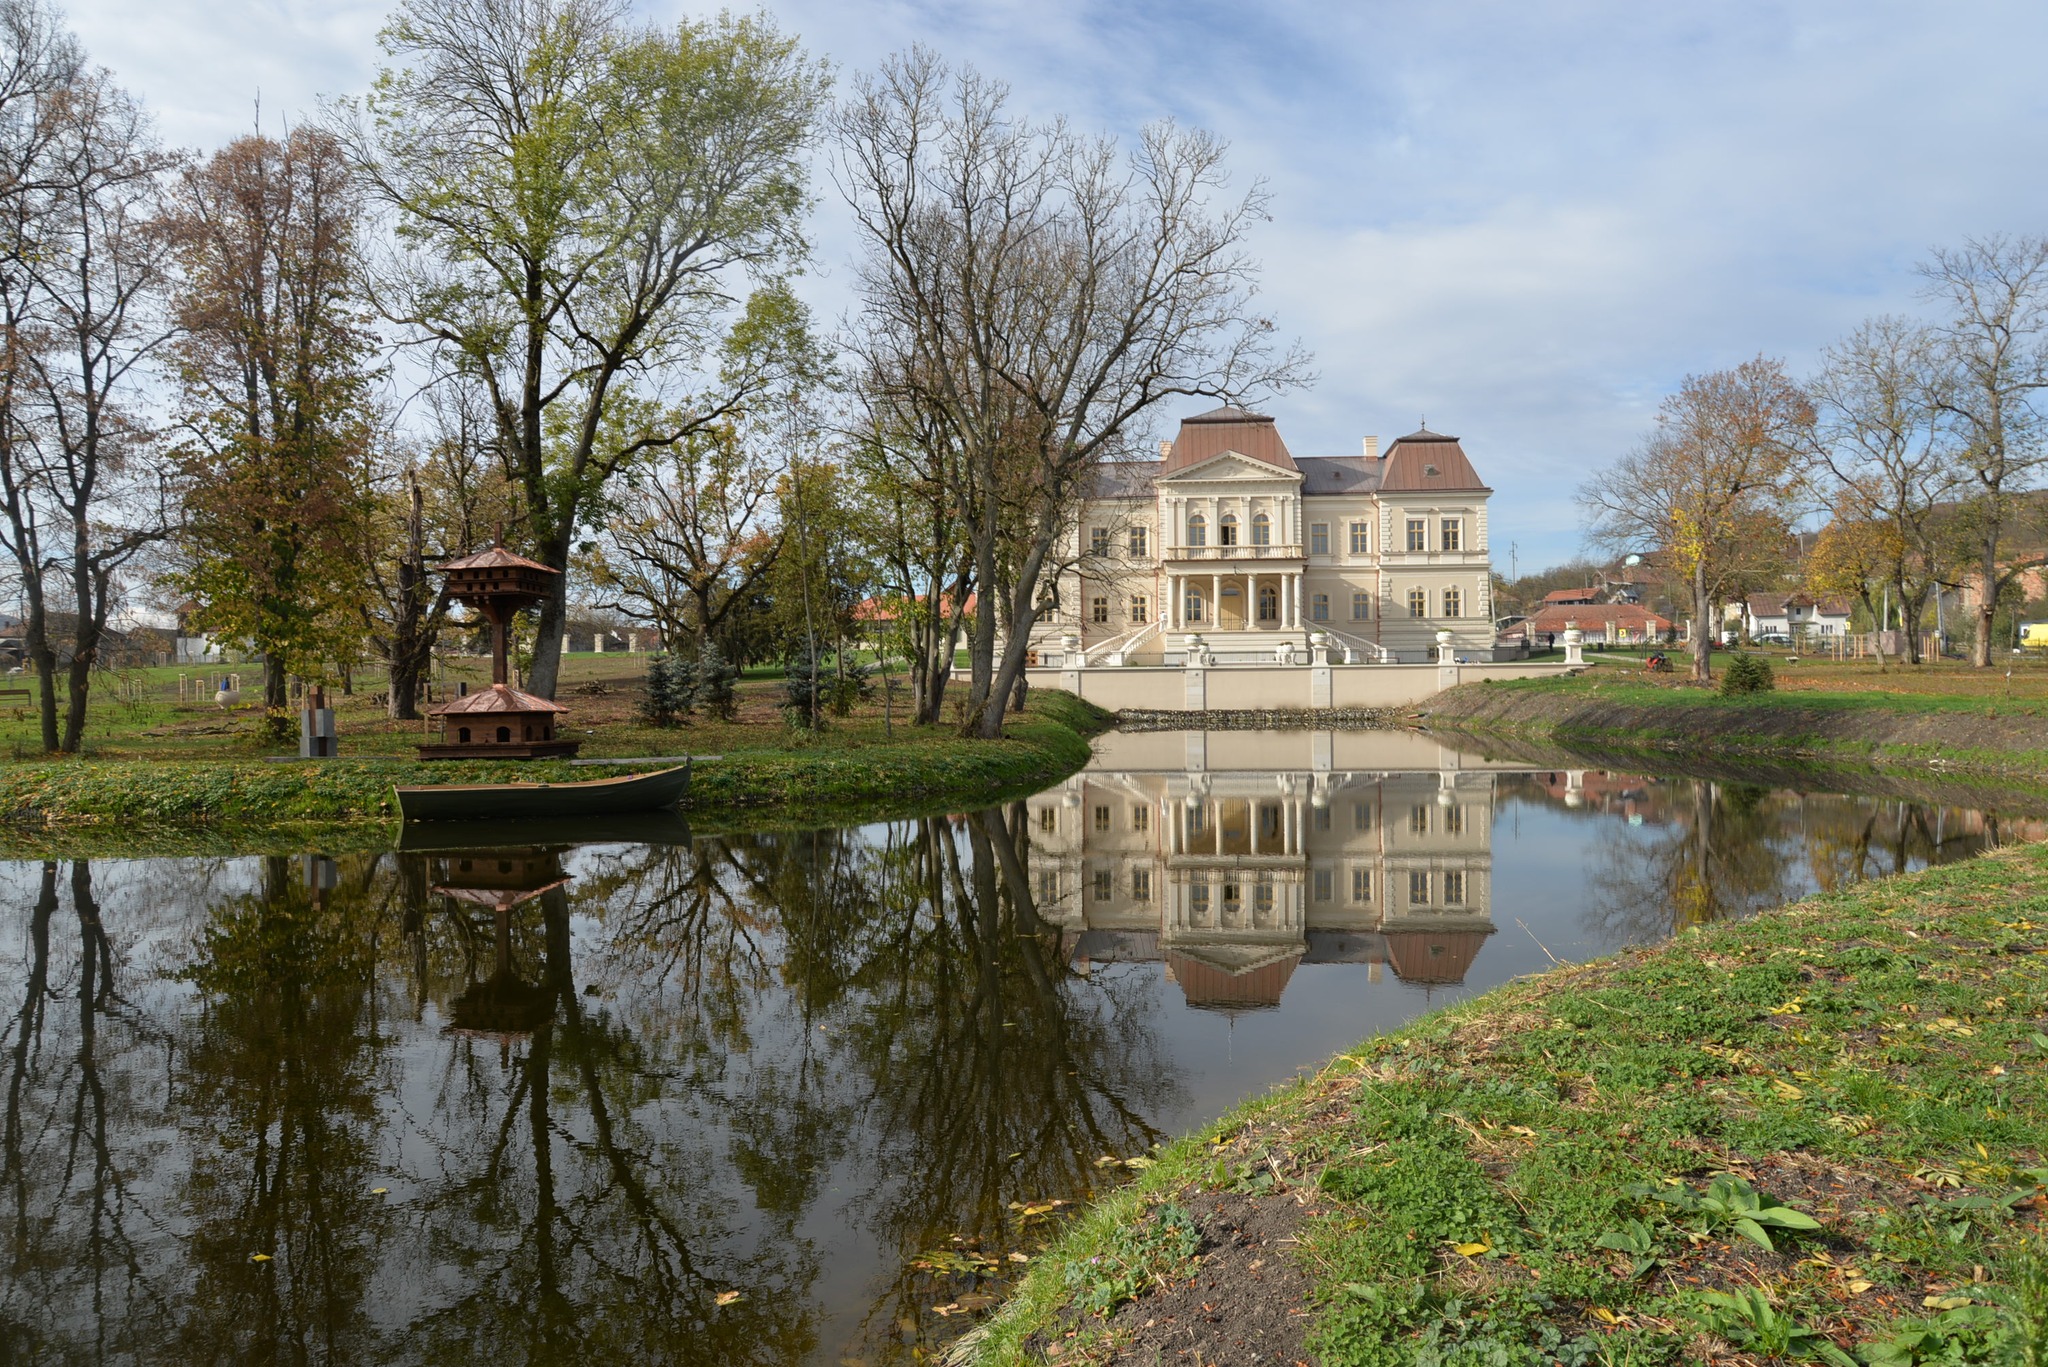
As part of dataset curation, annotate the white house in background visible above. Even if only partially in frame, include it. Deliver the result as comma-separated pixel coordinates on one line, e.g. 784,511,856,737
1030,406,1497,665
1734,592,1852,641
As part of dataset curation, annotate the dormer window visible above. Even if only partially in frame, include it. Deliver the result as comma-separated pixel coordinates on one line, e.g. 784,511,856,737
1219,512,1239,546
1423,463,1440,477
1187,513,1207,547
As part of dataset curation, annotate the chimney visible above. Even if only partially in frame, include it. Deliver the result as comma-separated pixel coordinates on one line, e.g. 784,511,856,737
1363,435,1380,460
1158,439,1173,461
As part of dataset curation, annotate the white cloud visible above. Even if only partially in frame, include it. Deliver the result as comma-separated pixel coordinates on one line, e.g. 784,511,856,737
63,0,2048,567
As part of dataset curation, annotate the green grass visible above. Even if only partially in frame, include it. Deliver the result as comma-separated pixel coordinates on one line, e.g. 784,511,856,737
0,690,1110,850
970,842,2048,1366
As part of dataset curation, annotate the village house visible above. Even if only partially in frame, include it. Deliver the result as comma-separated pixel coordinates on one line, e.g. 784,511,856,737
1030,407,1498,666
1732,592,1852,642
1521,601,1673,646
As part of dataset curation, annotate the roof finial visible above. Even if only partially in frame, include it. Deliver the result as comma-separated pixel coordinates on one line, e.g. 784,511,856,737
1419,415,1428,431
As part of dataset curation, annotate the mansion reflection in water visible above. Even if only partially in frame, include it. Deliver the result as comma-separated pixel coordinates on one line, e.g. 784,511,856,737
1026,729,1498,1010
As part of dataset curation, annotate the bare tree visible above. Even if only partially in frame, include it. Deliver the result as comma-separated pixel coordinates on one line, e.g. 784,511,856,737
836,49,1308,738
586,422,783,650
343,0,827,698
1805,315,1963,663
1582,358,1812,682
1918,235,2048,666
0,24,176,753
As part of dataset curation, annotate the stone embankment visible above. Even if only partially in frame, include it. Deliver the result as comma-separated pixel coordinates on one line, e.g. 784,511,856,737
1114,706,1403,732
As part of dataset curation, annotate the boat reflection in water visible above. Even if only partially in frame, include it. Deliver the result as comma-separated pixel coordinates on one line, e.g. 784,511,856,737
1027,728,1503,1009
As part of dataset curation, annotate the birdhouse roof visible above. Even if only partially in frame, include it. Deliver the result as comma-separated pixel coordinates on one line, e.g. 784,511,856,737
438,545,558,575
430,683,571,715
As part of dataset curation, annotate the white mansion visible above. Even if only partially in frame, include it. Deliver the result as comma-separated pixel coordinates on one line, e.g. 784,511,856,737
1033,406,1497,666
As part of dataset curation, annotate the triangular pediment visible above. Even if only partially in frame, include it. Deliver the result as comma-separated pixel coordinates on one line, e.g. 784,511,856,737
1156,449,1303,484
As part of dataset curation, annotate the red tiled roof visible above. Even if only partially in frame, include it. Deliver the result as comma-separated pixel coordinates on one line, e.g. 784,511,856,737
429,683,570,715
1543,588,1599,603
1162,406,1298,475
1524,604,1673,633
1379,429,1490,494
1164,950,1299,1011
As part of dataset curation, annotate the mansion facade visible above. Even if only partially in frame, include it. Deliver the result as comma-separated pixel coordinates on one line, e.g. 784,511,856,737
1033,407,1497,665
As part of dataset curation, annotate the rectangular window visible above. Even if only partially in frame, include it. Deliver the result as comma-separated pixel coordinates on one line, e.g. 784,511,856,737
1351,591,1371,620
1094,869,1112,901
1315,805,1331,831
1092,804,1110,833
1442,587,1462,618
1039,808,1056,833
1129,594,1149,624
1440,518,1462,552
1351,867,1372,903
1409,870,1431,905
1443,870,1466,905
1091,596,1109,624
1132,868,1152,901
1313,868,1333,902
1311,593,1330,621
1350,521,1370,554
1089,526,1110,556
1188,803,1206,834
1310,523,1330,555
1185,592,1204,623
1410,804,1431,834
1190,883,1210,917
1037,870,1058,901
1353,801,1372,831
1408,588,1427,618
1407,518,1427,552
1444,805,1464,835
1133,804,1150,833
1254,883,1274,914
1128,525,1149,558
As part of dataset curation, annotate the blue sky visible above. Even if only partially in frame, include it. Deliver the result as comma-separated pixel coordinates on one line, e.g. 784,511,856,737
67,0,2048,570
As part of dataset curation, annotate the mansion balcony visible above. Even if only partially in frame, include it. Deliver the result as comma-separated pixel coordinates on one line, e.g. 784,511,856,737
1164,542,1305,562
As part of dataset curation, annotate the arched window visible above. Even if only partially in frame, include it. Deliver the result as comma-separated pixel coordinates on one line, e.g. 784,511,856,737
497,725,512,743
457,727,471,743
1187,512,1207,547
1443,587,1463,618
1251,511,1270,546
1408,588,1428,618
1257,584,1278,621
1219,512,1239,546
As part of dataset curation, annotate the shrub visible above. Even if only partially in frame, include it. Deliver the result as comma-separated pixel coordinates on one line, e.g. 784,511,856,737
781,653,825,730
694,638,739,721
639,651,699,728
1720,652,1775,696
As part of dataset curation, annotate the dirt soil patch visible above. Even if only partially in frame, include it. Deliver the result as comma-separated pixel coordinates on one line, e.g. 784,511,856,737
1034,1191,1321,1366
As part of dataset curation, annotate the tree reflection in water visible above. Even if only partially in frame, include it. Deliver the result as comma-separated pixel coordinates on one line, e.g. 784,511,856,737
1497,772,2024,945
0,810,1181,1366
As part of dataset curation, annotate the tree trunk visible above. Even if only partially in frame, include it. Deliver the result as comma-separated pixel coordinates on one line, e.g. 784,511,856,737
527,574,568,699
1690,561,1712,683
1974,556,1996,667
1899,580,1925,665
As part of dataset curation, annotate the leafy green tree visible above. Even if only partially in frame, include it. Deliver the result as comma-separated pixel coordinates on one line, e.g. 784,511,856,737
165,129,377,737
348,0,828,698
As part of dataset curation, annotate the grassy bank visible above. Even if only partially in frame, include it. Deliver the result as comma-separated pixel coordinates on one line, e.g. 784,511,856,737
1424,667,2048,781
0,691,1109,849
968,841,2048,1366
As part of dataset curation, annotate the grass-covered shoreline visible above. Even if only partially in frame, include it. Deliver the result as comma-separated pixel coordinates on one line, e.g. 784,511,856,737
966,841,2048,1366
1424,670,2048,783
0,691,1110,854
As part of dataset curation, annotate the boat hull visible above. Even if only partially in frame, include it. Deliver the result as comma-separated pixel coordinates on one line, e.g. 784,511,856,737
395,763,691,822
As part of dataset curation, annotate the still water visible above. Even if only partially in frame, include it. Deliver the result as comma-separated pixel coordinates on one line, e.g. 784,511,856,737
1,730,2033,1365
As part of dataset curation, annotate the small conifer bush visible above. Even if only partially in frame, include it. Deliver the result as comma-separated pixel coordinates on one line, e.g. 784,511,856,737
1719,652,1775,696
694,637,739,721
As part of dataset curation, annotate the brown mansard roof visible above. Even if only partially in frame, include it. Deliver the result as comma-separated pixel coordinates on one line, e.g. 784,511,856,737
1162,405,1299,475
439,545,559,575
430,682,571,716
1378,428,1491,494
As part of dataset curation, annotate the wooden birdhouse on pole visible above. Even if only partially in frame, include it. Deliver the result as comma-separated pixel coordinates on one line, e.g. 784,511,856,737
419,544,581,759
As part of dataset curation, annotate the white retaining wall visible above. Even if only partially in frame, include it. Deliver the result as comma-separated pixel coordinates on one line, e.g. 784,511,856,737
1028,660,1569,712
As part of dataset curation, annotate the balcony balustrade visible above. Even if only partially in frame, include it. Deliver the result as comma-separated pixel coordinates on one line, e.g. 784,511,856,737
1164,542,1305,561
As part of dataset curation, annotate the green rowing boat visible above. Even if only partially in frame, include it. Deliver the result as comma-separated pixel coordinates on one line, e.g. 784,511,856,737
395,762,691,822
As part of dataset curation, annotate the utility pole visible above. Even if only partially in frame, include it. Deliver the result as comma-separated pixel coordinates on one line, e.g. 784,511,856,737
1510,541,1518,582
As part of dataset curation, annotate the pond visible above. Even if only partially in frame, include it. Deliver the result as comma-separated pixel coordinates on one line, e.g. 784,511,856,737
2,729,2036,1365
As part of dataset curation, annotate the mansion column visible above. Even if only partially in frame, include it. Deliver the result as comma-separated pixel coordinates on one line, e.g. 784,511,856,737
1294,575,1307,630
1211,573,1222,630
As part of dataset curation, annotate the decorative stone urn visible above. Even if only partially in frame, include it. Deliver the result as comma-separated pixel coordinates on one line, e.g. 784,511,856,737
1183,632,1208,668
1306,629,1330,667
1435,628,1455,664
1561,621,1586,667
1059,631,1082,667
